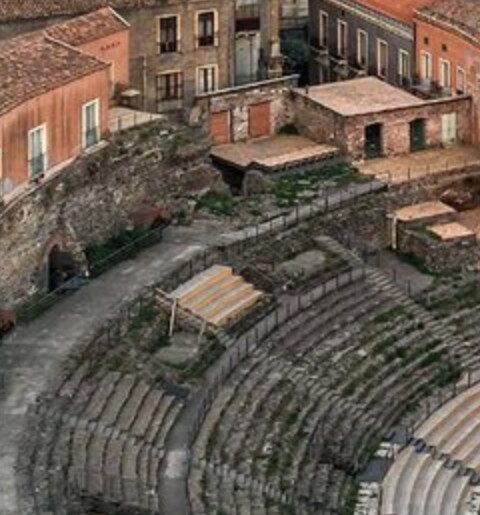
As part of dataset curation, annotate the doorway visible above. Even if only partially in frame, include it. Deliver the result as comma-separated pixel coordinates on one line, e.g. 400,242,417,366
47,245,77,292
442,113,457,146
410,118,426,152
365,123,383,159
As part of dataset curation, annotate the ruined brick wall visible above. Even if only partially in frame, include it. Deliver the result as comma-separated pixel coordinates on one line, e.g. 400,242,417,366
0,121,221,306
193,77,297,143
344,96,472,160
291,90,346,150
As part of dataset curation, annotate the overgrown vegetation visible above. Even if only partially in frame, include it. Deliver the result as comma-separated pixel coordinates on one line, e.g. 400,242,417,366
273,163,364,207
196,192,236,216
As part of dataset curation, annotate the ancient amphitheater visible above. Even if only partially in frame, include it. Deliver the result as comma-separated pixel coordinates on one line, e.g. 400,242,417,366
6,187,480,515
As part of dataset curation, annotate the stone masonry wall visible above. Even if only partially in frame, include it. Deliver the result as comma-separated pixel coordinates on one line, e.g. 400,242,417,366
0,120,222,307
398,226,480,273
192,76,297,142
344,96,472,160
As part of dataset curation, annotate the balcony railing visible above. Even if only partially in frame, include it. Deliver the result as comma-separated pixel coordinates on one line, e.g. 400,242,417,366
197,34,216,47
28,154,46,180
158,40,178,54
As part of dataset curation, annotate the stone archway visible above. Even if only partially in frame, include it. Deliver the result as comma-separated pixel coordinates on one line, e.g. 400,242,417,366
47,244,78,292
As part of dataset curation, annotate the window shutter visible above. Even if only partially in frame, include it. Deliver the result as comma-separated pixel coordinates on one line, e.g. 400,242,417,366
214,10,219,46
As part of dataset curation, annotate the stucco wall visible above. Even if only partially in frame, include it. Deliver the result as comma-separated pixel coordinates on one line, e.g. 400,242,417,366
0,67,110,192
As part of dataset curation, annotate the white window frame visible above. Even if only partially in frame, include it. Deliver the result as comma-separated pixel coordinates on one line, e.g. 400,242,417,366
357,29,368,68
82,99,100,149
319,10,329,47
398,49,410,80
157,14,181,54
195,9,219,48
27,123,47,178
196,64,218,94
337,20,348,58
420,50,432,82
439,58,451,90
457,66,466,94
377,38,388,78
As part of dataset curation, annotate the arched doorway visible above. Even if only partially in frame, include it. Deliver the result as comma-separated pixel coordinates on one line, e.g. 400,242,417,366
47,245,77,292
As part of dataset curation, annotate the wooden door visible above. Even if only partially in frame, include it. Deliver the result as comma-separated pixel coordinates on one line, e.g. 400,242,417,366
210,110,230,146
248,102,271,139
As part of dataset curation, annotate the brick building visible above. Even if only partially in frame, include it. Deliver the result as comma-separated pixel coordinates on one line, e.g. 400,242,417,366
292,77,471,160
309,0,432,87
0,0,283,113
414,0,480,143
0,9,129,196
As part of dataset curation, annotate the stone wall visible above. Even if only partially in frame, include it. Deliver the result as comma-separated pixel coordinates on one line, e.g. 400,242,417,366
344,96,472,160
0,120,222,307
291,90,346,150
292,91,472,160
192,76,297,142
398,226,480,272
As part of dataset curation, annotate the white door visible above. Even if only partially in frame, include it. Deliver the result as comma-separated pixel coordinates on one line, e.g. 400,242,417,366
442,113,457,146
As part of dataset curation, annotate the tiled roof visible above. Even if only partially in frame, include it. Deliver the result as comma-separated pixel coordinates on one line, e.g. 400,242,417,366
0,31,108,116
353,0,434,25
417,0,480,41
45,7,129,46
0,0,156,22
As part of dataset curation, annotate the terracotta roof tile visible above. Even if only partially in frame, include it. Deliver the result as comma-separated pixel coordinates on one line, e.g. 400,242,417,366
45,7,129,46
0,0,156,22
0,31,108,116
353,0,434,25
417,0,480,41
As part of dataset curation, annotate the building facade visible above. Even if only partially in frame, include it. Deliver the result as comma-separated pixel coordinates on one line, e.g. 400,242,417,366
0,0,283,114
0,9,130,197
309,0,432,87
414,0,480,143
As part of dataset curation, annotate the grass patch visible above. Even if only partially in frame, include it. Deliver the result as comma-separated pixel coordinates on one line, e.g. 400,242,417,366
196,192,235,216
86,227,149,267
373,305,407,325
273,163,363,207
127,299,158,333
342,481,359,515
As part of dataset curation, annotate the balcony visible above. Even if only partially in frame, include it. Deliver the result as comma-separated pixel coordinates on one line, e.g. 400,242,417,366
157,40,178,54
197,34,216,47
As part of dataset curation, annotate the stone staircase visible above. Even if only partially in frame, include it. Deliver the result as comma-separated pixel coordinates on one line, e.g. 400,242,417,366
170,265,263,327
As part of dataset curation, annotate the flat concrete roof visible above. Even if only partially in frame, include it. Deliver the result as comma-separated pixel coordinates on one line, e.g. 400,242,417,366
395,201,456,222
428,222,475,241
297,77,424,116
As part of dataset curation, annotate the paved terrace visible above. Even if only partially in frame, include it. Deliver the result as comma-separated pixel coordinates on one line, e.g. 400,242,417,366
210,135,339,171
356,146,480,184
0,180,383,515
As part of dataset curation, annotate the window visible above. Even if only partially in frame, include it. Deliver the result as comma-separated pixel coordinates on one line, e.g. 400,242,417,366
319,11,328,47
423,36,429,45
156,71,183,102
357,29,368,68
420,51,432,82
197,11,216,47
197,65,217,94
28,125,47,178
439,58,451,90
158,16,179,54
337,20,348,58
377,39,388,78
457,66,466,94
398,50,410,83
82,99,100,149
